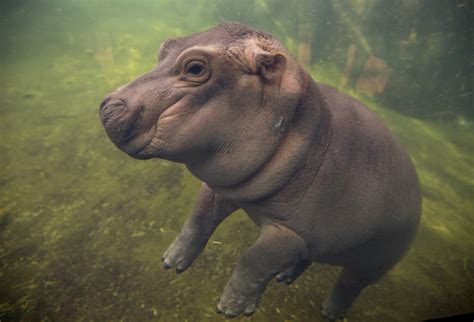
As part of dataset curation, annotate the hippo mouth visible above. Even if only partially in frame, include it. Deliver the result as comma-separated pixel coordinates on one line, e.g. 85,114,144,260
121,130,157,158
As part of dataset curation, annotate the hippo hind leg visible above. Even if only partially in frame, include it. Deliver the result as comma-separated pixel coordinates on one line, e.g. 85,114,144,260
321,266,386,321
321,232,415,321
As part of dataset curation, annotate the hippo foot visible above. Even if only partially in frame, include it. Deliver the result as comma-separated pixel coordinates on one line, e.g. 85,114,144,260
275,267,299,285
275,260,311,285
162,234,205,273
320,301,347,321
216,284,262,318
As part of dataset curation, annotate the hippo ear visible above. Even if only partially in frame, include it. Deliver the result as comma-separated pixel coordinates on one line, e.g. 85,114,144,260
158,38,178,62
255,52,287,82
242,42,287,81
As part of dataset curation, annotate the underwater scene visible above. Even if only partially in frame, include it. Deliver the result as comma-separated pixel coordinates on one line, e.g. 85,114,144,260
1,0,473,321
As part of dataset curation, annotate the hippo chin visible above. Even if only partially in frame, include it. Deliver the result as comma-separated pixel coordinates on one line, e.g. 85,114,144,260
99,22,421,320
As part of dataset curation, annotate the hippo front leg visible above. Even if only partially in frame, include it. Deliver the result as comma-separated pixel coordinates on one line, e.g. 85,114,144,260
162,183,238,273
217,224,308,318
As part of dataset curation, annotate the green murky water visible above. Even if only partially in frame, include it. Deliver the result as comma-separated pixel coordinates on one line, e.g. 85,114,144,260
1,1,473,321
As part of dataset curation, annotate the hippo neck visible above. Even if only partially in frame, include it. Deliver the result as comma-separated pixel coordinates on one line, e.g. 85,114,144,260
208,76,332,202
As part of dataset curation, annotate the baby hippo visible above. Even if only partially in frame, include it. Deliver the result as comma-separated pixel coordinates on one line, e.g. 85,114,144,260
99,22,421,320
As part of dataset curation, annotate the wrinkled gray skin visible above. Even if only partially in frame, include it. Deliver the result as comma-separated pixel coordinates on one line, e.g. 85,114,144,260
100,22,421,320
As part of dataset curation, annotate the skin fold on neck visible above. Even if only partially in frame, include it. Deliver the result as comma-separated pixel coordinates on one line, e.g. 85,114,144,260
208,73,332,202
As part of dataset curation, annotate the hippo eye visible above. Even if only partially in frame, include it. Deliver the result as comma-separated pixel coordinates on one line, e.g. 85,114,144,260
185,62,205,77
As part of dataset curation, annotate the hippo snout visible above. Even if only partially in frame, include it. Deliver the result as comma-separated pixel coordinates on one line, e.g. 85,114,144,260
99,96,150,155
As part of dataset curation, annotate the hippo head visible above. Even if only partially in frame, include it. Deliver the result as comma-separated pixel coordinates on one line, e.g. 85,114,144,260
100,22,307,187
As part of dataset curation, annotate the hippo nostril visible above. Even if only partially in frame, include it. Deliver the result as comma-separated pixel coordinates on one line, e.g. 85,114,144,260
100,97,127,111
100,96,112,110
